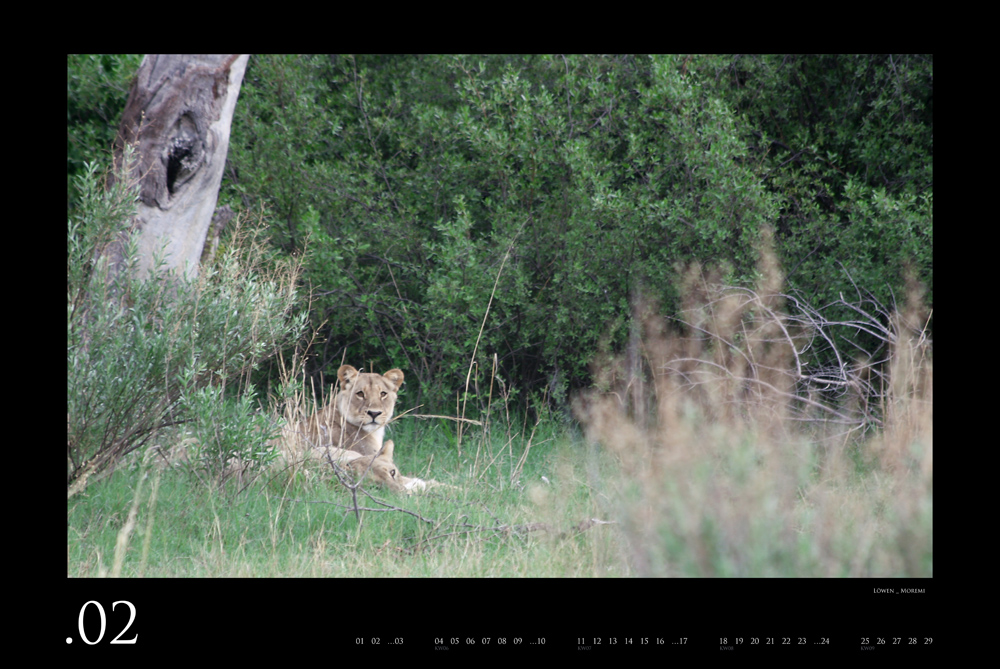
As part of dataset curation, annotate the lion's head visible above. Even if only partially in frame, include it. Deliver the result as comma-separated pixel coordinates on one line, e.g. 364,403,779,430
295,364,405,456
335,364,405,437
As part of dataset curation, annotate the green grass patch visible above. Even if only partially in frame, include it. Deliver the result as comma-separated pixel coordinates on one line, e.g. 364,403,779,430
68,416,628,577
68,398,930,578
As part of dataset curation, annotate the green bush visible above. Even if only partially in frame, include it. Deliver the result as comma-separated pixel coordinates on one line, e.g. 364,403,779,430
215,55,932,414
67,54,142,212
179,384,281,484
67,148,307,496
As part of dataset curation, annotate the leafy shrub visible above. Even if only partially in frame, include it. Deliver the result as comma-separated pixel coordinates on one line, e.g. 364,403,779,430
67,54,142,211
67,147,306,496
216,55,932,415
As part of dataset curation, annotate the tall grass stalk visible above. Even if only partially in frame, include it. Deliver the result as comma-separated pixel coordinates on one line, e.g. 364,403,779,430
457,228,521,456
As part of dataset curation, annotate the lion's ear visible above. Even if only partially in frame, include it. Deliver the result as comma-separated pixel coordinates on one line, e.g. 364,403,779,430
382,369,404,390
380,439,395,460
338,365,360,389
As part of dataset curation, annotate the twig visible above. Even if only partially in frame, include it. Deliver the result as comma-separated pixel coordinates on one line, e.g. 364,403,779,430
408,413,483,426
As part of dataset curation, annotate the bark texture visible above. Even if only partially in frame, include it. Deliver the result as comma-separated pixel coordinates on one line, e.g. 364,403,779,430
112,54,249,280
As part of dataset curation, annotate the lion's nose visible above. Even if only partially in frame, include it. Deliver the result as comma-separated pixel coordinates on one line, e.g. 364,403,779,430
367,410,382,421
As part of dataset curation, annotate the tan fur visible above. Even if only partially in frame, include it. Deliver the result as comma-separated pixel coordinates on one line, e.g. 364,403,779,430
297,365,404,457
281,440,449,494
287,439,407,492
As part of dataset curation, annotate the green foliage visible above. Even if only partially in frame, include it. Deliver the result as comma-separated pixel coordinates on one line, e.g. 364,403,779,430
702,55,933,348
180,384,280,482
66,148,306,495
214,55,932,413
67,54,142,211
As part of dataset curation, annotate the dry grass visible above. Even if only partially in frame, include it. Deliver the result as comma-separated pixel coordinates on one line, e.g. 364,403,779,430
572,231,931,577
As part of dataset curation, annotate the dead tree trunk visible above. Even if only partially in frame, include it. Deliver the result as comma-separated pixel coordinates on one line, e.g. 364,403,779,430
111,54,249,280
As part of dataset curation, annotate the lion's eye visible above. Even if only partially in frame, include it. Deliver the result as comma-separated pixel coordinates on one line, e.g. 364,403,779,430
380,391,387,398
356,391,364,398
390,469,397,478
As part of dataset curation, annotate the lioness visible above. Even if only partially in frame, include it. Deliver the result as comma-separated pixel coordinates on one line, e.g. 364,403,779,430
297,365,404,457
